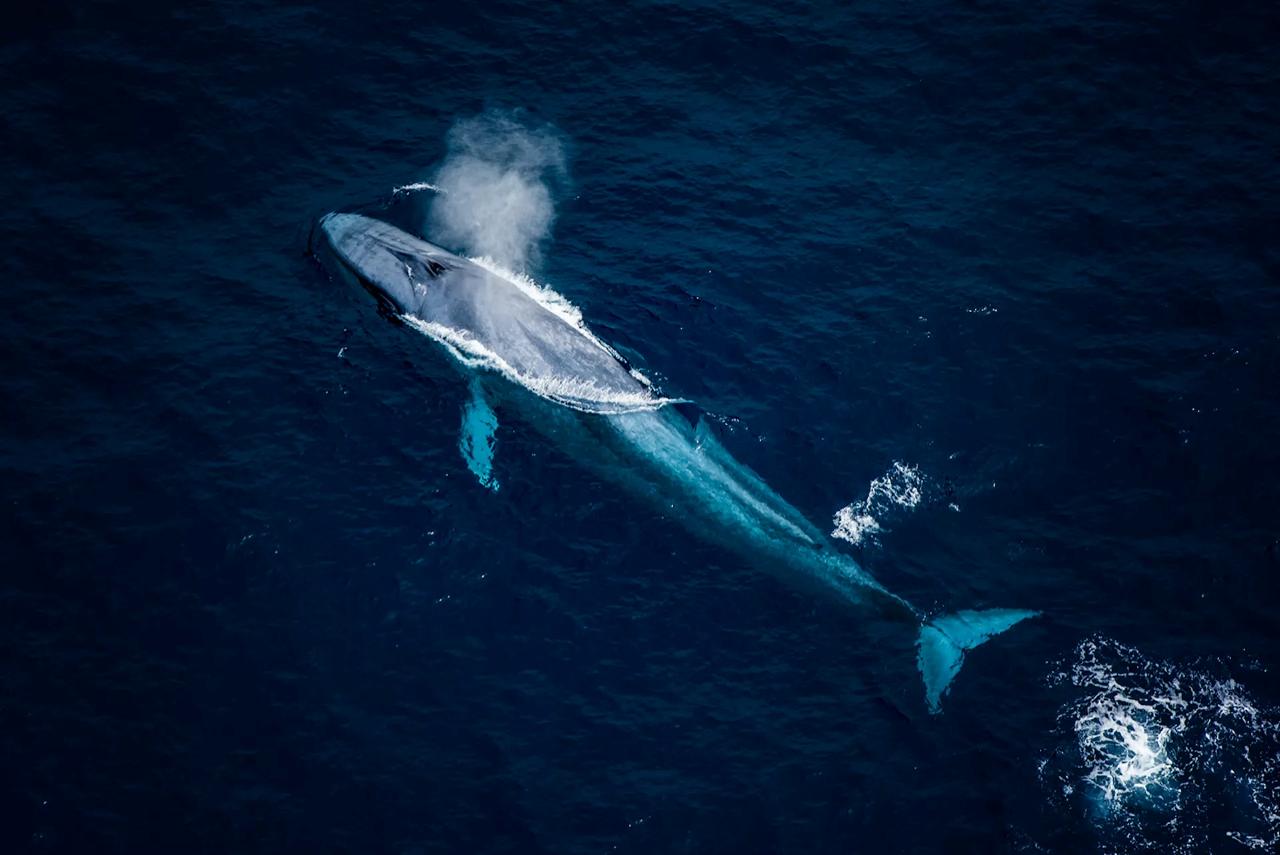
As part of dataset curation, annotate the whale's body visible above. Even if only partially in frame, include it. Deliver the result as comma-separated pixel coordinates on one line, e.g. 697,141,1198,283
319,212,1035,711
321,213,654,413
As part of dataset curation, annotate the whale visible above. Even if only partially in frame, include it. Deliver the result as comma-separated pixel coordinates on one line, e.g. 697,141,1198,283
318,211,1037,712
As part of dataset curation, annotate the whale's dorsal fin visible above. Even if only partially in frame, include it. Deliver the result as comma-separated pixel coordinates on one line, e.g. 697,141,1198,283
459,379,500,491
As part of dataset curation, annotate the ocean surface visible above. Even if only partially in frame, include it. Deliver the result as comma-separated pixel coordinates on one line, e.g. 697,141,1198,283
3,2,1279,852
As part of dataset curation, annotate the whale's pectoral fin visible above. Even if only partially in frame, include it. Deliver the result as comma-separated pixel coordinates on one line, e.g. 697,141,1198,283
459,379,500,491
917,608,1039,713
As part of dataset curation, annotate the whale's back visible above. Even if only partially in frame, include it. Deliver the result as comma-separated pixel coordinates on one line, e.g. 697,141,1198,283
323,213,659,413
423,263,650,410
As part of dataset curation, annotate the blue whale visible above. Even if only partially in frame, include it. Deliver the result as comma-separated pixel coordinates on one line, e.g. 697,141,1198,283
319,212,1037,712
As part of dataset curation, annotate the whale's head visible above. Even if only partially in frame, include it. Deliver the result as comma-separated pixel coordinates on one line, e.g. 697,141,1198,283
319,212,457,315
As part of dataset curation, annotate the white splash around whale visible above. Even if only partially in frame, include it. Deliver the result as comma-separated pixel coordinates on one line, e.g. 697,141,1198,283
1039,637,1280,852
831,461,925,546
392,181,445,195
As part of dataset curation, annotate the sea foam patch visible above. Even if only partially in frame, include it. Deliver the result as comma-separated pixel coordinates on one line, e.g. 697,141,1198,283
831,461,925,546
392,181,445,195
1039,637,1280,852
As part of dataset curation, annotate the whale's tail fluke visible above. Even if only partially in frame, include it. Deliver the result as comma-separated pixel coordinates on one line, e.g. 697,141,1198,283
917,608,1038,713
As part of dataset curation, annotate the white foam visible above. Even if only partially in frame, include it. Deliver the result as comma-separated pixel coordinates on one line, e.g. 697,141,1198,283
831,507,881,545
831,461,924,546
392,181,445,195
1040,638,1280,851
1074,683,1181,809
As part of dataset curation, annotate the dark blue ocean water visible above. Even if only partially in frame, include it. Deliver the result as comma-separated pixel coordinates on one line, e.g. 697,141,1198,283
3,2,1279,852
